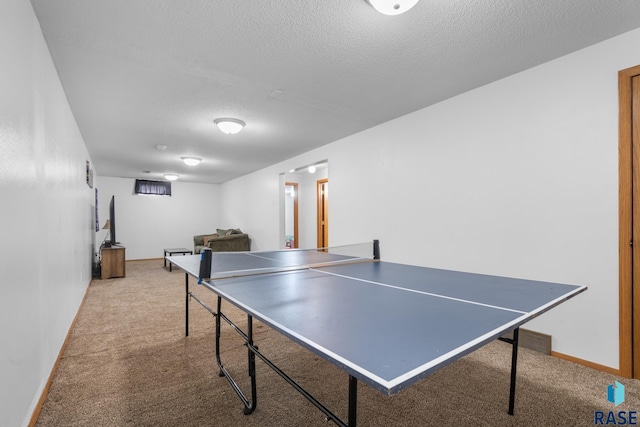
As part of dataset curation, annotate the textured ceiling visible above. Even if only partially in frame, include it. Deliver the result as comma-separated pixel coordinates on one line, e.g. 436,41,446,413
30,0,640,184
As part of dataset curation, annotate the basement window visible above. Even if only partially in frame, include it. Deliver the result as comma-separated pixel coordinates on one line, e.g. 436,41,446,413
134,179,172,196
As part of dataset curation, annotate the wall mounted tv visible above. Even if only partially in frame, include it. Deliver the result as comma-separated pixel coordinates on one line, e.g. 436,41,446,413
104,195,118,247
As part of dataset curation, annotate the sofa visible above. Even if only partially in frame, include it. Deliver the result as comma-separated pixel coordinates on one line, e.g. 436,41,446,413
193,229,250,253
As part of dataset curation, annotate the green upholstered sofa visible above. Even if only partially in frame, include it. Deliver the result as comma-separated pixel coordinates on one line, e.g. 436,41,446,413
193,229,250,253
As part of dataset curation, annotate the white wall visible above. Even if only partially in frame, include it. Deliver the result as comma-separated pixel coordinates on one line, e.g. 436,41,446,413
220,168,282,252
96,177,221,260
219,27,640,370
0,1,94,426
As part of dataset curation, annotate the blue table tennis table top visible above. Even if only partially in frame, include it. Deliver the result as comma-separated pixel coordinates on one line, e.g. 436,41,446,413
167,249,586,396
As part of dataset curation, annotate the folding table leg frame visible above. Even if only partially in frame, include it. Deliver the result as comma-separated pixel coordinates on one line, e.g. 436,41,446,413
188,290,358,426
215,296,258,414
212,306,520,423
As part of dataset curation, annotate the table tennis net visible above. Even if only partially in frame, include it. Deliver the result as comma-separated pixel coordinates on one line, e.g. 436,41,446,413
201,242,377,281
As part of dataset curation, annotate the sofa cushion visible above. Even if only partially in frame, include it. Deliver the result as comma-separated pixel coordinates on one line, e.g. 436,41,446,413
208,233,250,252
195,230,248,253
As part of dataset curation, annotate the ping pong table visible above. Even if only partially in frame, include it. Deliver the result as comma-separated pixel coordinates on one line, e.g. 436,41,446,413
167,241,586,426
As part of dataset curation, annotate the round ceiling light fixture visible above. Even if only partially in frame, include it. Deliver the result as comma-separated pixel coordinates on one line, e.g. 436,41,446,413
164,174,179,181
365,0,419,15
181,156,202,166
214,118,246,135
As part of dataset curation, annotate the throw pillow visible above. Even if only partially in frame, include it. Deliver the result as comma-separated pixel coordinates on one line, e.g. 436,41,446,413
203,234,218,246
217,228,233,237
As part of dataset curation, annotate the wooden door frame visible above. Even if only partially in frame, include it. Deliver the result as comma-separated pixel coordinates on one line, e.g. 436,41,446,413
619,64,640,378
316,178,328,249
285,182,299,248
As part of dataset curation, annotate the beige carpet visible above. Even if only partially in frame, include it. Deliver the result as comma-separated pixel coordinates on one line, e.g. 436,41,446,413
36,259,638,426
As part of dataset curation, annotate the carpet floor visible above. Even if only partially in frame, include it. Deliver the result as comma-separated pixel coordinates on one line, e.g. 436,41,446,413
35,259,638,426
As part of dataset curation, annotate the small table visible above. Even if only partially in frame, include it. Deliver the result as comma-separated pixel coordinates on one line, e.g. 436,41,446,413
164,248,193,272
101,246,126,279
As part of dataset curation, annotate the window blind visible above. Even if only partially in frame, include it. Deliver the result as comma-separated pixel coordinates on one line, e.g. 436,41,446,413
134,179,172,196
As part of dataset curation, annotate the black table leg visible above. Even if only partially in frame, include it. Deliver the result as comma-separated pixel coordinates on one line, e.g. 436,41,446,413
185,272,189,337
508,327,519,415
349,376,358,427
245,315,257,414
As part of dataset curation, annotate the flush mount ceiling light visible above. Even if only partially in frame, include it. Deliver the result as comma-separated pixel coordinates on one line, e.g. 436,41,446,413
164,174,179,181
365,0,419,15
214,118,245,135
181,156,202,166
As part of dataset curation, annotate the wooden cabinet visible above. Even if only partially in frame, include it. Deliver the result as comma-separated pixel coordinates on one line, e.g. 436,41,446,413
101,246,126,279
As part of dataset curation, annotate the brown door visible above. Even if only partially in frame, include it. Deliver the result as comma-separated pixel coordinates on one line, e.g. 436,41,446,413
317,179,328,249
633,73,640,378
619,65,640,378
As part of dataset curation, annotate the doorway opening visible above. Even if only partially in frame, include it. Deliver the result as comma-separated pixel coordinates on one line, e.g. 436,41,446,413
281,161,328,249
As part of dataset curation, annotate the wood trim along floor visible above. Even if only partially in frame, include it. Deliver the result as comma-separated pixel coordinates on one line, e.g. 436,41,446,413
28,283,91,427
551,351,620,376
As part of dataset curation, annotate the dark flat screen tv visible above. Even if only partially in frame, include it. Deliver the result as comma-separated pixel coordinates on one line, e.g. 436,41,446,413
106,195,118,247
